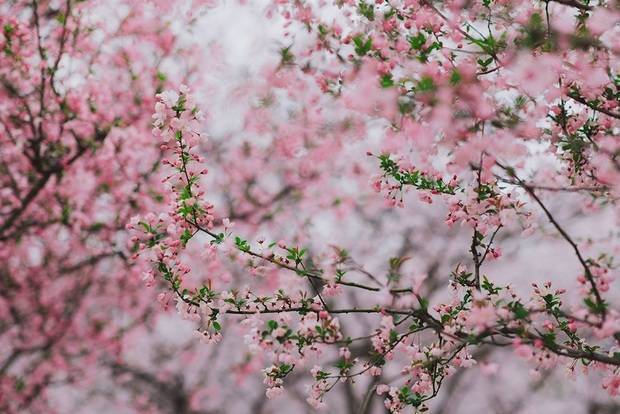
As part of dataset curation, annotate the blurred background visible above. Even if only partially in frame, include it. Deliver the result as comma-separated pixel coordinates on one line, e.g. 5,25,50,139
1,0,618,413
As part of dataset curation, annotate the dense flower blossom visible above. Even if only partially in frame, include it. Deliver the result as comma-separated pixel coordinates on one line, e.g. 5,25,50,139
131,0,620,411
4,0,620,413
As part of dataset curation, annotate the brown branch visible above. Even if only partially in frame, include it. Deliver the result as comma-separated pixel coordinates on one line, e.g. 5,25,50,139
497,162,606,319
548,0,592,11
569,93,620,120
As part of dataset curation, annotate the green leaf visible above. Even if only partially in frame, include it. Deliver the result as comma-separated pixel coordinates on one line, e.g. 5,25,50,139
279,363,293,376
389,329,398,345
543,293,561,310
380,73,395,88
139,221,155,233
416,76,436,92
14,377,25,392
234,236,250,252
510,301,529,320
61,204,72,225
280,46,295,66
3,24,14,37
541,332,556,348
408,32,426,50
583,297,608,314
353,35,373,56
449,69,462,85
180,229,193,246
481,276,502,295
210,232,225,245
336,358,353,370
357,1,375,20
156,71,167,82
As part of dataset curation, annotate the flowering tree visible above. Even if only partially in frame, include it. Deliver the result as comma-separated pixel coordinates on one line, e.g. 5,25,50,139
131,0,620,412
3,0,620,413
0,0,201,411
